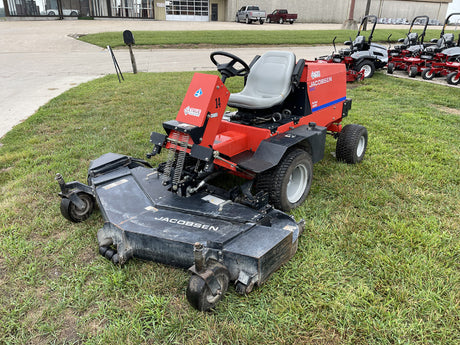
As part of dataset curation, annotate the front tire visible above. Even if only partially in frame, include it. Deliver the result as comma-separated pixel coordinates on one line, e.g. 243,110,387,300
245,16,250,24
446,72,460,85
422,68,435,80
258,149,313,212
408,66,418,78
387,62,395,74
336,124,368,164
356,60,375,78
279,18,284,24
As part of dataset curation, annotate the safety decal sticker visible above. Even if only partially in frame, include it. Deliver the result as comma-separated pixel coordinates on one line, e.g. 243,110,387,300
194,88,203,97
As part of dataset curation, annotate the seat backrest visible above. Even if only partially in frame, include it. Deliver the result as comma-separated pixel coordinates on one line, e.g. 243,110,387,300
353,36,365,50
228,51,296,110
442,33,454,48
405,32,418,46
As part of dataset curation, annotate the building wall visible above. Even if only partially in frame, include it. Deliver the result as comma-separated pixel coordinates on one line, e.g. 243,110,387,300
225,0,452,24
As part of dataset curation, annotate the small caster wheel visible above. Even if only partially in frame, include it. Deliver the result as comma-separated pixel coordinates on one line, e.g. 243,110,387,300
186,261,229,311
60,192,94,223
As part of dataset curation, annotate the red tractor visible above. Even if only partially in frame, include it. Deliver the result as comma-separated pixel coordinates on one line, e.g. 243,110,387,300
57,51,368,311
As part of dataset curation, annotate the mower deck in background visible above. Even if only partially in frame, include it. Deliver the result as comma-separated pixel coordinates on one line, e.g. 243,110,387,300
57,50,368,311
317,15,388,81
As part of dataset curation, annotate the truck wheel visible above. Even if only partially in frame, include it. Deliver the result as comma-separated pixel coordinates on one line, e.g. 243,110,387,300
186,261,229,312
279,18,284,24
245,16,250,24
387,62,395,74
259,19,264,24
356,60,375,78
422,68,435,80
60,192,94,223
266,17,270,23
336,124,368,164
263,149,313,212
408,66,418,78
290,20,294,24
446,72,460,85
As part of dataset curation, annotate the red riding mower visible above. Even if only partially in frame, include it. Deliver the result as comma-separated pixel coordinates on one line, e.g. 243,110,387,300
403,13,460,78
56,51,368,311
420,13,460,85
317,15,388,82
387,15,429,75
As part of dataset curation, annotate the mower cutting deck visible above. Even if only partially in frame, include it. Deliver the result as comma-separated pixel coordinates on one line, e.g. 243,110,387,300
57,50,368,311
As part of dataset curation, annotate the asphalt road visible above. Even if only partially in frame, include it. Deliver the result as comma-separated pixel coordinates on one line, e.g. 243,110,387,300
0,19,344,139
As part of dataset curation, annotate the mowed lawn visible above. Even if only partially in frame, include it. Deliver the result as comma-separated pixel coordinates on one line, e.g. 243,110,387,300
0,70,459,344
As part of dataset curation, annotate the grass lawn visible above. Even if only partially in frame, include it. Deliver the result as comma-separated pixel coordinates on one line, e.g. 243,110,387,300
0,71,459,344
79,29,459,48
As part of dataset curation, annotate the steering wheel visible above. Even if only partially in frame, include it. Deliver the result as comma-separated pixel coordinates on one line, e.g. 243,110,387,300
210,51,250,83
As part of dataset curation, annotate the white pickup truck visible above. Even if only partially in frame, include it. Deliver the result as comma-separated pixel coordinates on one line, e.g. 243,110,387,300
235,5,266,24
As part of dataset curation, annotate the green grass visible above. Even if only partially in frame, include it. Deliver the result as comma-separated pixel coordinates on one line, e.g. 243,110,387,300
79,29,459,48
0,71,459,344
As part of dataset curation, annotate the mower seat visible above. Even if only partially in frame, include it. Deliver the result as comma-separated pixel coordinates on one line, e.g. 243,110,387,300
228,51,296,110
353,36,366,51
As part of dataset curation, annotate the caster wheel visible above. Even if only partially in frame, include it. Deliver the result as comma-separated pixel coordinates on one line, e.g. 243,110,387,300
60,192,94,222
186,261,229,311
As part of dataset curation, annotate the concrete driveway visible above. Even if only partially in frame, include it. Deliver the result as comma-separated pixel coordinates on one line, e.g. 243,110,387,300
0,19,344,138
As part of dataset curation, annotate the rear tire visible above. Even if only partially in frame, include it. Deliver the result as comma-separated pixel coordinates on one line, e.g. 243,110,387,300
446,72,460,85
356,60,375,78
387,62,394,74
421,68,435,80
257,149,313,212
336,124,368,164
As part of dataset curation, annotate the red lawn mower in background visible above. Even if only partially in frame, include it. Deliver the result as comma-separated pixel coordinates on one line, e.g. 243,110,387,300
317,15,389,82
387,15,430,75
403,13,460,78
56,50,368,311
420,13,460,85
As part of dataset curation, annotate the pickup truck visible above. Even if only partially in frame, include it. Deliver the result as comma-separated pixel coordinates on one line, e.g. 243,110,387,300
266,9,297,24
235,5,266,24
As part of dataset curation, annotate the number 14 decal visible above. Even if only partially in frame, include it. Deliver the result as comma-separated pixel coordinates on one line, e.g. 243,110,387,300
215,97,221,108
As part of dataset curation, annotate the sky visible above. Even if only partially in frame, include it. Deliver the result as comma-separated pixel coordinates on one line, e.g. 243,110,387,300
448,0,460,14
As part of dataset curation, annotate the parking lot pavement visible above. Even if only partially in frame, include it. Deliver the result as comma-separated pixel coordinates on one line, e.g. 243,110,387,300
0,19,341,138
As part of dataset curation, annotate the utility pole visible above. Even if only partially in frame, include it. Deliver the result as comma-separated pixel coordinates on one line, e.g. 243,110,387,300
363,0,372,30
342,0,358,30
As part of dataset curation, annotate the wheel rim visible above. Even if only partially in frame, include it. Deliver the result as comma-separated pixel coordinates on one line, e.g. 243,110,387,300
452,75,459,83
360,64,372,77
356,135,366,157
71,194,92,218
287,164,308,204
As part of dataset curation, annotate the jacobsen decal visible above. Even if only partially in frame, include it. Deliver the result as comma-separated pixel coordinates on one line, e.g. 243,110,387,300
309,76,332,87
154,216,219,231
184,106,202,117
